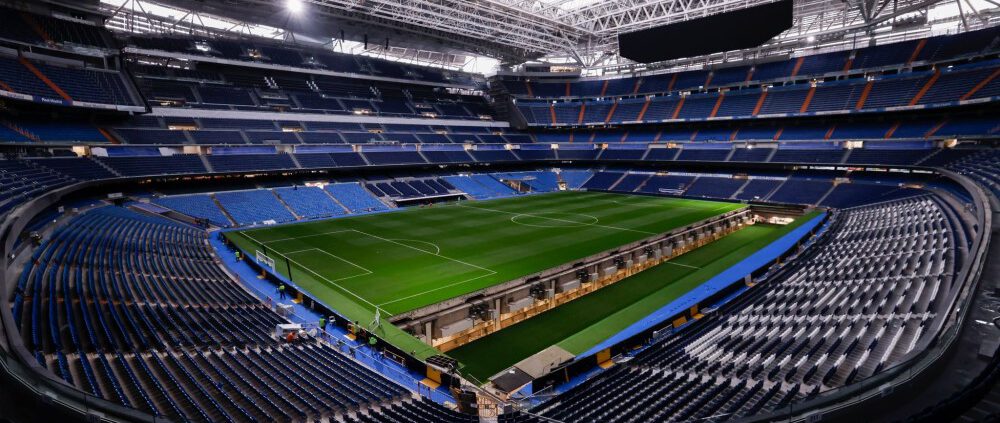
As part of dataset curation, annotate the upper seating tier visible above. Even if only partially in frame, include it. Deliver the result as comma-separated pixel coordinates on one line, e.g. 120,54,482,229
505,26,1000,101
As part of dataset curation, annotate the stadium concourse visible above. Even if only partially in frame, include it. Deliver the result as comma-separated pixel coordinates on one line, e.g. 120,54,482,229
0,1,999,423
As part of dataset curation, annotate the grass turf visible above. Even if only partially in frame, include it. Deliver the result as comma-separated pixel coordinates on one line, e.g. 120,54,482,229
223,191,742,359
447,211,821,381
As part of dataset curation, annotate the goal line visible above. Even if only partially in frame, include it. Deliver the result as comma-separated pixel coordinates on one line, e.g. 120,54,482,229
240,231,393,318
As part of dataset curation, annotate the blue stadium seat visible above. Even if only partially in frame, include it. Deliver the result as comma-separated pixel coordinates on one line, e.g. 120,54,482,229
215,190,296,225
273,186,347,218
325,183,390,213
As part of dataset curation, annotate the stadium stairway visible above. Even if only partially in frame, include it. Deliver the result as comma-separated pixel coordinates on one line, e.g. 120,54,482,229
811,182,838,205
323,190,354,215
207,228,458,408
89,156,122,177
211,194,239,226
199,154,215,173
1,120,41,143
727,179,753,200
287,153,303,169
18,57,72,101
273,186,348,219
12,206,461,422
270,189,301,220
513,196,965,423
758,177,789,202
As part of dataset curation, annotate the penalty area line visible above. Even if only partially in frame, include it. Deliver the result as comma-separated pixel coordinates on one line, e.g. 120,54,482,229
245,229,356,245
349,229,497,274
284,248,373,279
241,231,391,316
454,203,656,235
664,261,701,270
376,272,497,308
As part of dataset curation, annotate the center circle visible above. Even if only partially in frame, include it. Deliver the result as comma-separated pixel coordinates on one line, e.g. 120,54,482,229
510,212,599,228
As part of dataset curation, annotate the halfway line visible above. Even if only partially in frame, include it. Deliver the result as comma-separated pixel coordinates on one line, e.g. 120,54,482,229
377,272,497,307
454,203,657,235
664,261,701,270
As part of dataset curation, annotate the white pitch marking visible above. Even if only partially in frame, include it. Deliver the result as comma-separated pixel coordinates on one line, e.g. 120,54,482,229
604,197,713,214
455,203,657,235
285,248,373,277
284,248,317,254
386,238,442,255
350,229,497,275
509,212,599,229
711,204,742,214
377,272,497,307
241,232,390,316
282,253,390,315
609,199,663,207
248,229,355,244
664,261,701,270
342,230,500,309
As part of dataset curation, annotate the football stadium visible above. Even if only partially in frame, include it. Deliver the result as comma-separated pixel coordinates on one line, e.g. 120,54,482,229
0,1,998,423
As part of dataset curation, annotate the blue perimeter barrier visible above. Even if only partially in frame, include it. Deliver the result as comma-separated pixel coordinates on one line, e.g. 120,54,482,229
578,212,828,358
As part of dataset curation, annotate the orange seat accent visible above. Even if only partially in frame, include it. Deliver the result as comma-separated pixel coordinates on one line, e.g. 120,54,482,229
752,91,768,116
884,122,901,139
799,86,816,113
2,121,40,142
666,73,678,92
671,97,685,119
790,57,805,78
19,57,72,101
636,99,652,122
98,128,120,144
908,70,940,106
605,102,618,124
907,39,927,65
960,68,1000,101
21,13,53,44
924,121,946,138
709,93,725,118
855,81,873,110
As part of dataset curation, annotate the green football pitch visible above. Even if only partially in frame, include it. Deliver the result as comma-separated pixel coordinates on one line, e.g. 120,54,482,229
224,191,744,359
448,211,820,381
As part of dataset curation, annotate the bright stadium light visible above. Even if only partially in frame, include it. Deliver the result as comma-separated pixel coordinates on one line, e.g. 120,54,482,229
287,0,304,14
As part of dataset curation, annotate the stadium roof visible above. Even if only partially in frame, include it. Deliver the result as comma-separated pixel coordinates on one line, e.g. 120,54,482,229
89,0,1000,73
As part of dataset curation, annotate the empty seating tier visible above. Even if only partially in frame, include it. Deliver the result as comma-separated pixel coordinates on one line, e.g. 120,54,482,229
528,196,962,423
10,206,424,422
